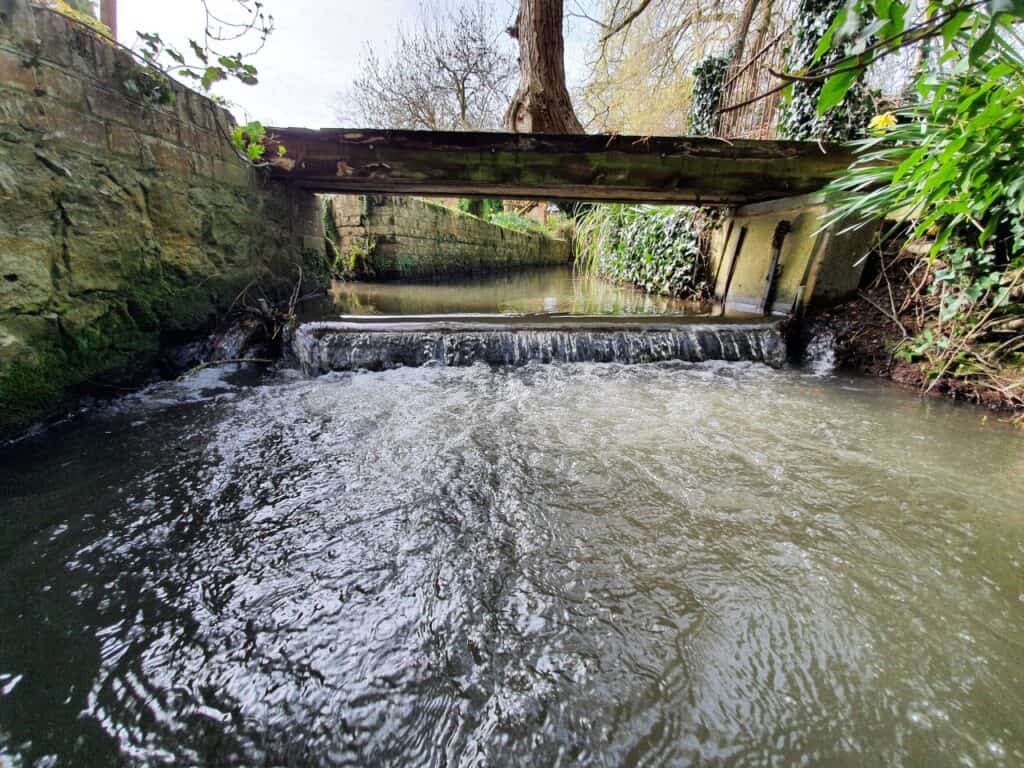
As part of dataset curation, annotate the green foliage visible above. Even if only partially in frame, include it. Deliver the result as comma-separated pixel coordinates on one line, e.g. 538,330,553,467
488,211,536,234
342,237,377,280
230,121,287,164
825,25,1024,401
778,0,876,141
575,205,712,298
50,0,109,34
130,2,272,105
807,0,1024,114
456,199,503,218
487,209,574,240
688,55,730,136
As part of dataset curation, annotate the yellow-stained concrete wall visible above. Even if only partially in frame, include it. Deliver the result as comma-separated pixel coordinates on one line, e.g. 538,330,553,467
710,194,873,315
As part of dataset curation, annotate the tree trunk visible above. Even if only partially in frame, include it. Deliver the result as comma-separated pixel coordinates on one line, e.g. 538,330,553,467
101,0,117,40
504,0,583,134
730,0,760,65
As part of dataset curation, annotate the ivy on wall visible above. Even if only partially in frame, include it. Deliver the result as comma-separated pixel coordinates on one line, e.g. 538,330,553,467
576,206,713,298
778,0,876,141
688,55,731,136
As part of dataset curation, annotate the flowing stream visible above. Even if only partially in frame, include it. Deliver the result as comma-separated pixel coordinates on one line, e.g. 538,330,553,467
1,269,1022,767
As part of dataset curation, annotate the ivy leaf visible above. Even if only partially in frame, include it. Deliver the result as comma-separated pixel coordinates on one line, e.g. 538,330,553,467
818,70,859,114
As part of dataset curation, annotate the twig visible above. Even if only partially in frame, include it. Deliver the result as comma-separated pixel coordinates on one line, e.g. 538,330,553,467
860,290,910,338
926,269,1024,394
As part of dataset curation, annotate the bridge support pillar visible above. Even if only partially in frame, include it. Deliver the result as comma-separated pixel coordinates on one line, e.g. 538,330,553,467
710,194,875,316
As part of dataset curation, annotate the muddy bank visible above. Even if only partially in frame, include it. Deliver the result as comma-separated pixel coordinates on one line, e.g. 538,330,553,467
798,253,1023,419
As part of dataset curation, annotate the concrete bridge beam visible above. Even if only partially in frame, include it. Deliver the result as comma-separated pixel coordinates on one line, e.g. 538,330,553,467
710,194,877,315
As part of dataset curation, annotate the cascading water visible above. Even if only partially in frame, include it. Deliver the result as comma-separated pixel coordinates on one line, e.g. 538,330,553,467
290,320,787,374
803,329,838,376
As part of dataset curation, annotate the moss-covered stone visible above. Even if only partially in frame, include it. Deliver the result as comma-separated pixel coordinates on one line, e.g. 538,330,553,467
0,2,328,435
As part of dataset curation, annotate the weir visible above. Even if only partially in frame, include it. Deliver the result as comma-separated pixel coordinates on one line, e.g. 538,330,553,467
291,318,787,373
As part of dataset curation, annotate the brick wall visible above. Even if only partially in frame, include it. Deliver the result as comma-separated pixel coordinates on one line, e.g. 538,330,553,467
329,195,571,279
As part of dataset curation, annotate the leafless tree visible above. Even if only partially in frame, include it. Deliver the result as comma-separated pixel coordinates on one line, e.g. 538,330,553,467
336,1,517,131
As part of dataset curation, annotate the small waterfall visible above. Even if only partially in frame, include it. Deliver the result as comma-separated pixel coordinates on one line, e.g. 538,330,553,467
803,330,837,376
291,321,787,374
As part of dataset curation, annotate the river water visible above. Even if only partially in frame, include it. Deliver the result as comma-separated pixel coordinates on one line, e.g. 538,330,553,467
1,271,1022,767
310,266,714,318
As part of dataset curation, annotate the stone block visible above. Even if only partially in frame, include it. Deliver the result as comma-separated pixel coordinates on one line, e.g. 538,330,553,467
21,97,107,151
141,135,192,177
0,313,60,368
92,34,117,81
178,122,228,157
0,47,36,91
189,151,215,180
186,91,216,132
0,87,30,127
31,11,74,68
2,0,38,42
0,235,56,312
147,184,200,236
211,158,253,189
86,85,181,140
106,123,142,160
33,63,86,106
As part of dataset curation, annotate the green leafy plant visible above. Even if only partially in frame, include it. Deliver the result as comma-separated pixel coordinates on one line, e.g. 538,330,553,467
230,121,287,164
790,0,1024,114
456,199,503,218
777,0,877,140
575,205,713,298
132,2,273,94
688,55,730,136
821,17,1024,408
343,237,377,280
487,210,536,234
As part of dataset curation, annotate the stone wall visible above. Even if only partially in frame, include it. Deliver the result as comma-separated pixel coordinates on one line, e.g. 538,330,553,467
328,195,571,280
0,0,325,432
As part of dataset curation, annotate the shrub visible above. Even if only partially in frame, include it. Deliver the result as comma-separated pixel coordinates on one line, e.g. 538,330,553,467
575,206,712,298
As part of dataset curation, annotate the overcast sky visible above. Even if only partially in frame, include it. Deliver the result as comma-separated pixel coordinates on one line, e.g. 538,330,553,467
115,0,598,128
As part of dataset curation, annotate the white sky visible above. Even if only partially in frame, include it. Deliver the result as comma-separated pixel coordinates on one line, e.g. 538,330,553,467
115,0,598,128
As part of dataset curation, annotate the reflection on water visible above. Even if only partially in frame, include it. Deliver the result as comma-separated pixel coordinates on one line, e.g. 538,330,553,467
307,266,715,319
1,361,1021,767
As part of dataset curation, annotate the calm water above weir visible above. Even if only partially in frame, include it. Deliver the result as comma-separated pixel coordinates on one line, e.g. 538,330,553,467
1,359,1022,767
308,266,714,319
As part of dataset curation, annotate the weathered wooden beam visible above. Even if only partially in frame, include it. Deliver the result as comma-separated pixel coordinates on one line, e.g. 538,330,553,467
265,128,854,205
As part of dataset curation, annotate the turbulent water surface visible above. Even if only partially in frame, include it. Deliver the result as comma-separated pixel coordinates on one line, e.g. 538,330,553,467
1,361,1022,767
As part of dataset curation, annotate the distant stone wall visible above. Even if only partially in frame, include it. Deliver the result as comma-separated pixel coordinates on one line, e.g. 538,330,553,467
329,195,571,279
0,0,325,432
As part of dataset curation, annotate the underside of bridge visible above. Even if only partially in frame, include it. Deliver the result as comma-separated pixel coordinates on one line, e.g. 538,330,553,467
267,127,870,315
266,128,854,206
